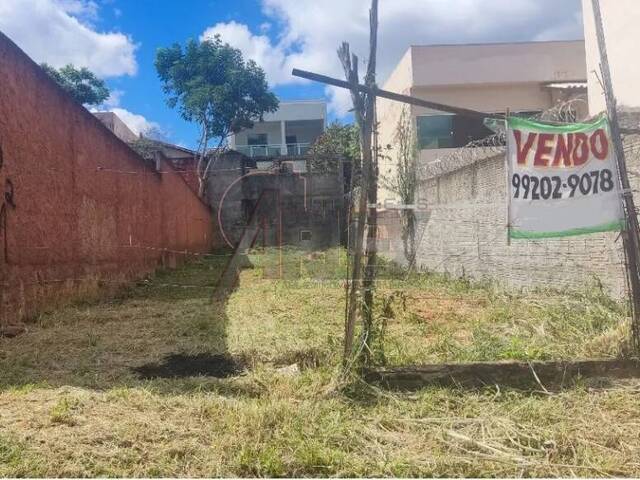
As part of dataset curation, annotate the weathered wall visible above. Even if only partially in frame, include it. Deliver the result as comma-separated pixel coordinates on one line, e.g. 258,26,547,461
207,157,344,250
382,145,636,297
0,32,214,327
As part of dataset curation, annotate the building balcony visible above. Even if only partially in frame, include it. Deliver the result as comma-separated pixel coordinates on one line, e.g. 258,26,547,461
236,143,311,158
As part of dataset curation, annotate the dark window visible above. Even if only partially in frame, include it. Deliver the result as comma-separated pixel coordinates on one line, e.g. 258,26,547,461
417,115,454,149
451,115,496,147
300,230,312,241
417,114,496,150
512,110,543,118
417,111,543,150
286,135,297,144
248,134,268,146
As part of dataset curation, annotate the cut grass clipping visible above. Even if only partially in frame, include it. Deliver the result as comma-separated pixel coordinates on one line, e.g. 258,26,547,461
0,248,638,476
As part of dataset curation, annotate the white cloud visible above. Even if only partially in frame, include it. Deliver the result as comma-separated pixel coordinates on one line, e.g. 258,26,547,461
54,0,99,23
204,0,583,115
102,89,124,108
0,0,137,77
201,21,292,85
94,108,160,136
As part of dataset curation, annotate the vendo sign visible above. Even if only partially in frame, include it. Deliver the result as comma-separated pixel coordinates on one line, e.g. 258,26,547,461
507,115,624,239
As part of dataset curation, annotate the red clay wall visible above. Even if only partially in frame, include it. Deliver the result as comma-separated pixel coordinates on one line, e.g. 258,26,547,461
0,32,215,327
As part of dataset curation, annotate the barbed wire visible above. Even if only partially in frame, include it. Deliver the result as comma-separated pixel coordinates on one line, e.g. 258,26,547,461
418,96,594,181
533,96,589,124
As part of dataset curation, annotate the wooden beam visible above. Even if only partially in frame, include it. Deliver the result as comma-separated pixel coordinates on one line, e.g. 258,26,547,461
364,359,640,391
292,68,504,121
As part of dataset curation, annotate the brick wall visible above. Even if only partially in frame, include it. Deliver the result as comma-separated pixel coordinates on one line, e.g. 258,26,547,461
0,32,215,327
383,146,636,297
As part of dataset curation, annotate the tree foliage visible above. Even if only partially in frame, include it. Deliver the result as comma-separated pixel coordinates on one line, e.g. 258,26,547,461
41,63,110,106
309,122,360,175
381,106,419,266
154,36,279,195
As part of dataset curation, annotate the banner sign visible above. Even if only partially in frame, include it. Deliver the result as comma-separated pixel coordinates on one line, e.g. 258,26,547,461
506,115,624,239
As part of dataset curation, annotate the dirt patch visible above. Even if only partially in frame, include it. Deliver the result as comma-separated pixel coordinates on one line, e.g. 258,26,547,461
133,353,246,379
408,295,486,324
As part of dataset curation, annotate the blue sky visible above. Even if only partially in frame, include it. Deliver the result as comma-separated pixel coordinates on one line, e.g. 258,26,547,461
97,0,327,146
0,0,584,148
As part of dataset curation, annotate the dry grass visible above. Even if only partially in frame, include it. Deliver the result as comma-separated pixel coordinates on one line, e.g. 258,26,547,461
1,249,639,477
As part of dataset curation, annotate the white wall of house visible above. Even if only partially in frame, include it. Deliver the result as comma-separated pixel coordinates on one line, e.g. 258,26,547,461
410,83,555,116
582,0,640,114
233,121,282,146
409,41,586,88
230,100,327,156
377,41,587,204
262,100,326,123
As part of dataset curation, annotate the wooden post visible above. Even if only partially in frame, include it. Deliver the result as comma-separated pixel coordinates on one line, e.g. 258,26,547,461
505,109,512,246
362,76,379,366
591,0,640,352
339,0,378,367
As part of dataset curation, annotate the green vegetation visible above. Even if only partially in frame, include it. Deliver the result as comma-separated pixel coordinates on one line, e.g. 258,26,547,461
155,36,279,195
0,249,637,477
40,63,110,106
309,122,360,174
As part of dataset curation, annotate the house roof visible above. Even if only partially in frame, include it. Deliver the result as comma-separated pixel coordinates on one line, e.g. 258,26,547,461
143,138,196,156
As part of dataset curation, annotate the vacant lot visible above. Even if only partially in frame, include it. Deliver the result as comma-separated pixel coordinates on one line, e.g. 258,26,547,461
1,249,639,477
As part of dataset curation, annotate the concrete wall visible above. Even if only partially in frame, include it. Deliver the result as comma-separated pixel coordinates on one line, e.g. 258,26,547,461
261,101,327,123
0,32,214,328
409,41,586,88
93,112,138,143
380,145,635,297
207,156,344,251
583,0,640,114
410,83,556,116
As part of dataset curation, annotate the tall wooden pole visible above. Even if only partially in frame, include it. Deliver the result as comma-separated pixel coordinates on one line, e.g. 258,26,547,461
362,78,379,366
591,0,640,352
339,0,378,367
338,42,369,366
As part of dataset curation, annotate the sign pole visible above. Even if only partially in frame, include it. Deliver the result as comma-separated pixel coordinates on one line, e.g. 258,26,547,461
505,109,512,246
591,0,640,352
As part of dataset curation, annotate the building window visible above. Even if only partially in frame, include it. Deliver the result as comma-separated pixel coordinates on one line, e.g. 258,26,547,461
300,230,312,242
417,115,454,149
417,114,497,150
248,134,268,146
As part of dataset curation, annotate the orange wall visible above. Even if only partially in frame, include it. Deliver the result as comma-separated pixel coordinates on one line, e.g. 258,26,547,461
0,32,215,327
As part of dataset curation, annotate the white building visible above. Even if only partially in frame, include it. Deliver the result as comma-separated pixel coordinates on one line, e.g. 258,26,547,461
582,0,640,114
377,40,588,201
229,100,327,158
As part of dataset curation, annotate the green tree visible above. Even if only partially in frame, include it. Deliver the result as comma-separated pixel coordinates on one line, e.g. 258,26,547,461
309,122,359,172
40,63,110,106
309,122,360,197
155,36,279,196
